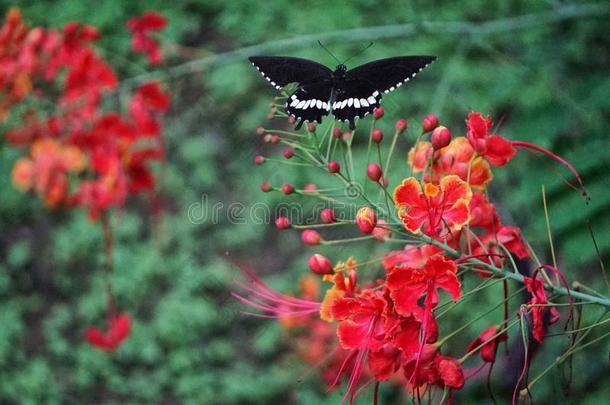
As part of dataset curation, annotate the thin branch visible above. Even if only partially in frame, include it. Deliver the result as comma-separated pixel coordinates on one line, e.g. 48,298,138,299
120,3,609,87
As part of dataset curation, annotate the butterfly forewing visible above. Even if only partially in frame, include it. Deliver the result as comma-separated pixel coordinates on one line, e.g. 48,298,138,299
345,56,437,94
248,56,332,89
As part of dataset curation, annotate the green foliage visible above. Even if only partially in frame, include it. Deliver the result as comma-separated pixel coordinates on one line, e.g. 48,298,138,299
1,1,609,404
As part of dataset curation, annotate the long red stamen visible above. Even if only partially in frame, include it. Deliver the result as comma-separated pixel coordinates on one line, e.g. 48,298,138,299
512,141,587,198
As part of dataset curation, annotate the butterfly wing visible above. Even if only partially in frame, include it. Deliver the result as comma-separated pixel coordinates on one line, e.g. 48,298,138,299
286,80,333,129
249,56,333,89
333,56,437,129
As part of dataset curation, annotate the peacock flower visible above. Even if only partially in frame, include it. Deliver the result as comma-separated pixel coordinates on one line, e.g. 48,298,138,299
393,175,472,237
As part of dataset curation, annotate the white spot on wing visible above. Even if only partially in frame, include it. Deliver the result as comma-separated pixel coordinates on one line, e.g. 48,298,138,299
316,100,322,109
347,98,353,107
367,96,376,104
360,98,369,107
354,98,360,108
296,100,306,109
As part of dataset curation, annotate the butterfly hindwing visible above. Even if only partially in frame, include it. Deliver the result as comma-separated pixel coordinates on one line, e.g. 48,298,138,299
286,80,333,129
249,56,332,90
331,79,381,129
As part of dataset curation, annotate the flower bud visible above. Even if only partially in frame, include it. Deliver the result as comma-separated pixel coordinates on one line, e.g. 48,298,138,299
263,134,273,143
304,183,317,191
372,128,383,143
356,207,377,234
256,127,265,136
308,253,333,275
431,126,451,150
288,116,296,125
281,183,294,194
366,163,382,182
320,208,336,223
342,131,352,142
275,216,291,229
332,128,342,138
373,107,384,119
283,148,294,159
254,155,265,165
301,229,321,245
307,122,317,133
373,219,391,241
396,118,408,134
328,161,340,173
271,135,280,144
260,182,270,192
422,114,438,133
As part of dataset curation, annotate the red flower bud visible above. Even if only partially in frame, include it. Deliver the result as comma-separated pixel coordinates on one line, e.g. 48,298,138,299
256,127,265,136
396,118,408,133
372,128,383,143
431,126,451,150
332,128,342,138
366,163,382,182
308,253,333,275
275,216,291,229
373,219,391,241
356,207,377,234
301,229,321,245
320,208,336,223
303,183,317,191
421,114,438,133
263,134,273,143
307,122,317,133
254,155,265,165
271,135,280,144
260,182,270,192
283,148,294,159
342,131,352,142
373,107,384,119
281,183,294,194
328,161,340,173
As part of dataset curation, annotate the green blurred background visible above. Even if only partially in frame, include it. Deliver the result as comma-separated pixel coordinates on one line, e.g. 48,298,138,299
1,1,609,403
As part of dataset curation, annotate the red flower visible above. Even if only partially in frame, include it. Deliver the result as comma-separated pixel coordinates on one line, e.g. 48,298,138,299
383,243,442,273
468,192,500,232
126,11,167,65
85,313,131,351
524,276,560,342
129,81,170,137
393,175,472,237
330,288,394,402
387,254,461,316
466,325,507,363
466,112,516,167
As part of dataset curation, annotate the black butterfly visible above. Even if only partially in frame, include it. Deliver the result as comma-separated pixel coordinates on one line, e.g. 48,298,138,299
249,55,436,130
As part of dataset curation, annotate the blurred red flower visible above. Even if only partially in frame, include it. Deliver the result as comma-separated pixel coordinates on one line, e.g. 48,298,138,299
85,313,131,351
126,11,167,65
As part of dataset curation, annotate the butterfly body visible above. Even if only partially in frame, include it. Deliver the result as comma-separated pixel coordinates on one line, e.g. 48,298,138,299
249,55,436,130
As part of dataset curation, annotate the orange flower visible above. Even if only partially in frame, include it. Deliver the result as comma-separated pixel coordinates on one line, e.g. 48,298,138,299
320,258,358,321
408,137,493,189
11,157,34,191
393,175,472,237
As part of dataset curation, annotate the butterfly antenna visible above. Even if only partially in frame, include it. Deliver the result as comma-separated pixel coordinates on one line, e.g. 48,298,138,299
317,40,341,65
342,42,374,65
